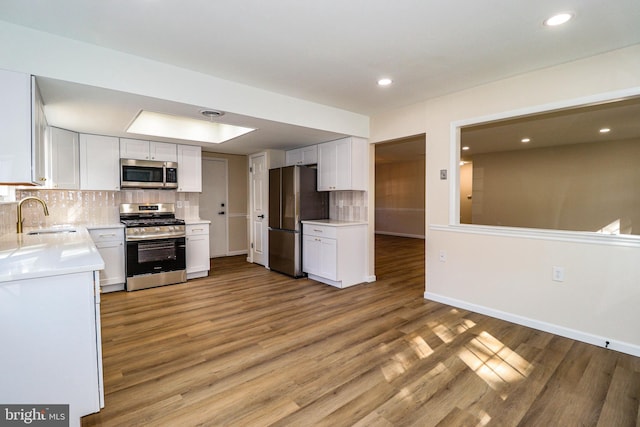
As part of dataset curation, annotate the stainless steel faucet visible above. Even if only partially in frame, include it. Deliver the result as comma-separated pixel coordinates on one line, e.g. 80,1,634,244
17,196,49,233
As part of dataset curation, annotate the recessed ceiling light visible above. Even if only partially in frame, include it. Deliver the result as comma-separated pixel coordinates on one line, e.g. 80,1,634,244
521,138,531,143
462,146,470,151
200,109,225,118
377,78,393,86
599,128,611,133
127,110,255,144
544,12,573,27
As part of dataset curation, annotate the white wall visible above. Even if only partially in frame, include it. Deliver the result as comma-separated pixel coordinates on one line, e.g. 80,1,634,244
371,44,640,356
0,21,369,138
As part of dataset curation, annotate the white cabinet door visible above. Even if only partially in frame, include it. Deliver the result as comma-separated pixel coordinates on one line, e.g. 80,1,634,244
150,141,177,162
302,234,321,275
94,241,125,287
0,70,33,184
319,237,338,280
335,138,352,190
317,141,338,191
49,127,80,189
285,148,302,166
89,228,125,290
177,144,202,192
186,223,210,279
32,76,48,185
119,138,150,160
301,145,318,165
80,134,121,190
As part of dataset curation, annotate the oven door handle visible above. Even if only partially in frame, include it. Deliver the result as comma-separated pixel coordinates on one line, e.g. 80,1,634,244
126,233,186,241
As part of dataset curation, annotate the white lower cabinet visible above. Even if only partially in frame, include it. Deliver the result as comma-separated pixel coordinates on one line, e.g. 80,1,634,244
186,222,210,279
302,221,367,288
0,271,103,426
89,227,126,292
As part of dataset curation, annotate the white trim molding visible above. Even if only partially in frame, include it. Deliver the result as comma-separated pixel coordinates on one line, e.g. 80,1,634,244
429,223,640,248
424,291,640,358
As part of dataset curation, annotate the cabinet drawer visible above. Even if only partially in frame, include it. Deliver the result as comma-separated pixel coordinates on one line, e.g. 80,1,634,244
186,224,209,236
303,224,337,239
89,228,124,243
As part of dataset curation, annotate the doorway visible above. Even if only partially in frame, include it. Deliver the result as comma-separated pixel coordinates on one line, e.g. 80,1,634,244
373,135,426,292
374,135,426,239
201,158,229,258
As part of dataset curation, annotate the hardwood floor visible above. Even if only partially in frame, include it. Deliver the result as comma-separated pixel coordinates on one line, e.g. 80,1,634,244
83,235,640,426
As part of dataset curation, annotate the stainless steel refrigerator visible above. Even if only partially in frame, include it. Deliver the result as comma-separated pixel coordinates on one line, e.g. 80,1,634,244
269,165,329,277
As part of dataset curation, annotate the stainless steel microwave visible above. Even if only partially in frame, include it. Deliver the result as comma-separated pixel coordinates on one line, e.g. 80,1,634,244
120,159,178,189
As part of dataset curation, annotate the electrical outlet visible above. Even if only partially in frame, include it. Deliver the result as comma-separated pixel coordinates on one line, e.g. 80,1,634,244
439,250,447,262
552,266,565,282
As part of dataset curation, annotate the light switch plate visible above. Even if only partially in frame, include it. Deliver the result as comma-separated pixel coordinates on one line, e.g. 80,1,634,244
440,169,447,180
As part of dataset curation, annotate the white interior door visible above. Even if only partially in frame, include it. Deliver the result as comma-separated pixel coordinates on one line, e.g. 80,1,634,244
201,158,228,258
250,153,268,266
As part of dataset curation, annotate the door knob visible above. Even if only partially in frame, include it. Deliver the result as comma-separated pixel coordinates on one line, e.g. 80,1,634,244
258,214,265,219
218,211,226,215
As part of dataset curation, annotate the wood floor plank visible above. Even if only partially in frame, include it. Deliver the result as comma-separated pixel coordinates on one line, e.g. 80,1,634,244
81,235,640,426
596,364,640,427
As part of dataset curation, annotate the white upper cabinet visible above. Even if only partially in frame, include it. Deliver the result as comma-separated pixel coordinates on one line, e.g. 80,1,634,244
150,141,177,162
80,134,121,191
177,144,202,192
0,69,39,185
49,127,80,189
285,145,318,166
120,138,177,162
317,137,368,191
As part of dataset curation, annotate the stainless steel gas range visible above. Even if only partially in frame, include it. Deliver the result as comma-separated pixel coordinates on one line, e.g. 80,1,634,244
120,203,186,291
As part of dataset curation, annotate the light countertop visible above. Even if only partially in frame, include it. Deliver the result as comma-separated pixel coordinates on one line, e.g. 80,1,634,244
301,219,368,226
86,223,124,230
0,226,104,283
183,218,211,225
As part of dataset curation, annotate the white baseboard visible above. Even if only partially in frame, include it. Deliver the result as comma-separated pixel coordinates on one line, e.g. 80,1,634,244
424,292,640,358
375,231,425,239
365,275,377,283
227,249,248,256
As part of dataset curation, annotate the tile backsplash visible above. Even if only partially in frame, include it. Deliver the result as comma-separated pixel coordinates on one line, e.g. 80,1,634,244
330,190,368,222
0,203,17,235
1,188,364,233
2,189,200,231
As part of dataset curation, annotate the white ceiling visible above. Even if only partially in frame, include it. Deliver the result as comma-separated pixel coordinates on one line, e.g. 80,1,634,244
1,1,640,154
461,96,640,160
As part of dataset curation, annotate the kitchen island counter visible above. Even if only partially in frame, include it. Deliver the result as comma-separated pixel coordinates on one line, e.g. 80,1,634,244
0,226,104,283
